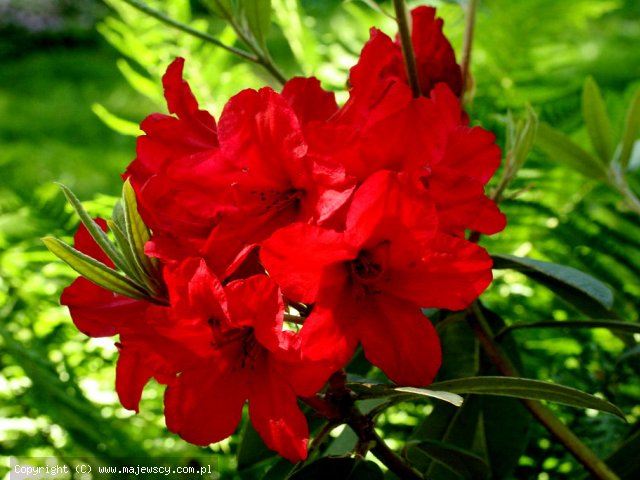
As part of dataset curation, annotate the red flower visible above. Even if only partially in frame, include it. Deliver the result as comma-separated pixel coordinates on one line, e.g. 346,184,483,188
261,170,493,386
340,6,462,125
162,259,331,462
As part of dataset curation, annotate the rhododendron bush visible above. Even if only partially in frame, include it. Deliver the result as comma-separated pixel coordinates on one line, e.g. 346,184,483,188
40,1,639,479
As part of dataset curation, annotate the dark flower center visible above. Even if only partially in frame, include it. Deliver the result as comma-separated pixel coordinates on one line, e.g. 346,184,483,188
349,241,390,288
251,188,304,213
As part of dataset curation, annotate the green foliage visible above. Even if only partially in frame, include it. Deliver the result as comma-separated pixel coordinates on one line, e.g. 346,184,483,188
3,0,640,479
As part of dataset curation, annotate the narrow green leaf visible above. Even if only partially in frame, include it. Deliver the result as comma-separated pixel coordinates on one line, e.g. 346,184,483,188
346,382,464,407
42,237,147,299
57,183,131,275
492,254,614,316
395,387,464,407
536,122,608,180
620,88,640,170
241,0,271,50
107,220,145,284
429,376,625,420
582,76,614,163
497,319,640,339
406,440,490,480
122,179,158,281
514,104,539,168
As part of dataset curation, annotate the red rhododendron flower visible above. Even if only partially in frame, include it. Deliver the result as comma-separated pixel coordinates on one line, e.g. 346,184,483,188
261,170,493,386
162,259,330,462
53,3,508,463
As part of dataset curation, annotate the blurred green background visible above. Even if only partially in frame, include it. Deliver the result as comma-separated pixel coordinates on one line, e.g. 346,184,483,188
1,1,639,479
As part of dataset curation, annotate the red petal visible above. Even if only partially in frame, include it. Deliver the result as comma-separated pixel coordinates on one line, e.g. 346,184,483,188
345,170,438,249
248,366,309,462
360,296,441,386
385,232,494,310
281,77,338,124
60,278,147,337
410,6,462,97
260,223,354,304
115,345,155,412
164,258,229,323
162,58,218,144
428,168,506,236
164,364,249,446
225,274,284,351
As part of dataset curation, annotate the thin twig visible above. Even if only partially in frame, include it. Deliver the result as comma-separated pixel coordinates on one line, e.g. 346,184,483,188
392,0,421,97
468,303,620,480
460,0,479,100
120,0,257,61
119,0,287,85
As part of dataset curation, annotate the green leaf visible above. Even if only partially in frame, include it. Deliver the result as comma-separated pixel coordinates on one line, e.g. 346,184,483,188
57,183,133,277
237,420,276,470
410,397,484,480
42,236,147,299
428,376,625,420
492,254,614,316
346,382,464,407
536,122,608,180
288,458,383,480
603,427,640,479
582,76,614,163
620,88,640,170
122,179,158,284
497,319,640,338
240,0,272,51
106,219,144,285
406,440,490,480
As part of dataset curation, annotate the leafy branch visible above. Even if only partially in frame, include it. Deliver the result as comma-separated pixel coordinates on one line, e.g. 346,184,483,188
119,0,287,85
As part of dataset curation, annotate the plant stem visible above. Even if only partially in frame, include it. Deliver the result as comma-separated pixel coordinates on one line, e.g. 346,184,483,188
609,163,640,215
392,0,421,97
119,0,287,85
468,303,620,480
345,412,422,480
460,0,479,100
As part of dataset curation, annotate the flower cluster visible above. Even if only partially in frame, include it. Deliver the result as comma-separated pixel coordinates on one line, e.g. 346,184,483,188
60,7,504,462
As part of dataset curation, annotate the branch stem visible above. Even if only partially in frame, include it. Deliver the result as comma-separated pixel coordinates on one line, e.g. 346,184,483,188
392,0,421,97
120,0,286,85
460,0,479,100
469,303,620,480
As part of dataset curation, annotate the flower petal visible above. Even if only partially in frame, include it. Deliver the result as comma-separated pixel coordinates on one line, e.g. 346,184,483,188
261,222,354,303
359,296,441,386
164,364,249,446
248,365,309,462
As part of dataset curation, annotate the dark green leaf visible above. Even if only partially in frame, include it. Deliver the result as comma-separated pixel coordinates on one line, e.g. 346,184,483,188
429,376,625,419
406,440,490,480
497,319,640,338
289,457,383,480
324,426,358,457
536,122,608,180
41,236,147,299
237,420,276,470
492,254,614,316
620,88,640,170
582,76,614,163
603,427,640,479
410,397,483,480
